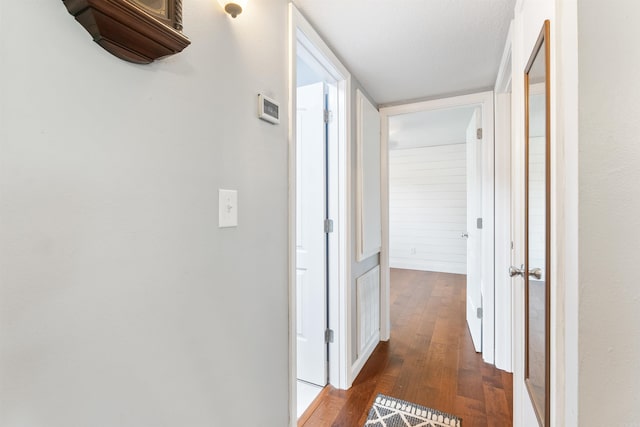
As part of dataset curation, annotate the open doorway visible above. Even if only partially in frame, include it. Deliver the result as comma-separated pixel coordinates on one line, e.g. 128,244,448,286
387,104,484,351
380,92,499,365
288,5,351,425
294,46,335,416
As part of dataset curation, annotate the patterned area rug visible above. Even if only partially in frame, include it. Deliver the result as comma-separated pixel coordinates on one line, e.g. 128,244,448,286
364,394,461,427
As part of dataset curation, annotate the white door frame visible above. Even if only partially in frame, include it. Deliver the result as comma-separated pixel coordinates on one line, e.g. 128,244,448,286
494,22,514,373
380,91,496,364
288,4,352,426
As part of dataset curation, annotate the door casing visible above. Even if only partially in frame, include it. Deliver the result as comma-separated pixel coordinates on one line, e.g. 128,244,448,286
288,5,352,426
494,21,514,374
380,91,497,365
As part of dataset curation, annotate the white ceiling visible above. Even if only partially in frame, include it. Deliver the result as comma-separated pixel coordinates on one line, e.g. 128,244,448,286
388,106,476,150
292,0,516,105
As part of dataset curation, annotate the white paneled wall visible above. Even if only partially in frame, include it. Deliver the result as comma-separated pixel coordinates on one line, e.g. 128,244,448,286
356,265,380,359
389,144,467,274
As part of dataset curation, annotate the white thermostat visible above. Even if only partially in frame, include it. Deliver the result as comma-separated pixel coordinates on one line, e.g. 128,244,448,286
258,93,280,124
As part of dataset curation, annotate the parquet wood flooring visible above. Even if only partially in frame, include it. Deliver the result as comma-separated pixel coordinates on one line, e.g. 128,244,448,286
299,269,513,427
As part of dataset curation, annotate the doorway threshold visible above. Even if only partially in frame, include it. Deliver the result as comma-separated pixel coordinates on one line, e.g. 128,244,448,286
297,381,326,423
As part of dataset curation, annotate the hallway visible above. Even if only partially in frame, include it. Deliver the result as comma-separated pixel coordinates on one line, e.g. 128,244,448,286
299,269,512,426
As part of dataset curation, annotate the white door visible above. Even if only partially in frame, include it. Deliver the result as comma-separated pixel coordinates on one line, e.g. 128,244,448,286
465,108,483,352
296,82,327,386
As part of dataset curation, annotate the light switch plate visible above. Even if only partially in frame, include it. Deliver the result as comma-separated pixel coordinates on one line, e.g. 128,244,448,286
219,189,238,228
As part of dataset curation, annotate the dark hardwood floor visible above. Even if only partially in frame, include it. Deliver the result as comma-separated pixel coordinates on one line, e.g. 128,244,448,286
299,269,513,427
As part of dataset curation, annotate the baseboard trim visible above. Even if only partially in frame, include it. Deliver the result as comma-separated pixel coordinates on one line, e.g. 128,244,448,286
350,334,380,384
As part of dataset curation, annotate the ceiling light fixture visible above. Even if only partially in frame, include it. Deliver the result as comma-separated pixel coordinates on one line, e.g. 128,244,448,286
218,0,247,18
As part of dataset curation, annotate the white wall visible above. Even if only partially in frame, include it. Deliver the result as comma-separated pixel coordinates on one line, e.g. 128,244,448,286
389,144,467,274
0,1,290,426
578,0,640,423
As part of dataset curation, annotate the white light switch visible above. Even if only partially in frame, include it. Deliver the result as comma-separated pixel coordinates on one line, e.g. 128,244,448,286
219,189,238,228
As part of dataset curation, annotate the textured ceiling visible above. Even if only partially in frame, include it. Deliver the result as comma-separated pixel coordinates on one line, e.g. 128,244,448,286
293,0,515,105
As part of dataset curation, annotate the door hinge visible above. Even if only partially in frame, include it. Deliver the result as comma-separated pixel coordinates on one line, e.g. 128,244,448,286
477,307,483,319
324,219,334,233
476,217,483,229
476,128,483,139
324,329,334,343
324,110,333,123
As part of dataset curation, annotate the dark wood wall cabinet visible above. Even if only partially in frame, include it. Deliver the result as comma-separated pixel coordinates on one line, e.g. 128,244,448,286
63,0,190,64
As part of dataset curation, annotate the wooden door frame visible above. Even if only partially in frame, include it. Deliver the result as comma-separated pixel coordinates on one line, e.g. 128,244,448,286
380,91,496,364
288,4,352,426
